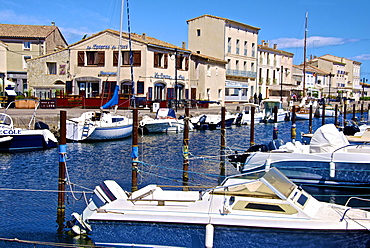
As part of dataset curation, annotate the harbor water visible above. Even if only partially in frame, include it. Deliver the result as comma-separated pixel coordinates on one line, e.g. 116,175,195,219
1,114,370,247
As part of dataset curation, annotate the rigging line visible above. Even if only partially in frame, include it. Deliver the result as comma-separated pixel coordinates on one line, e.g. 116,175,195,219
0,188,92,193
0,238,99,248
138,161,222,178
138,169,212,187
65,161,86,201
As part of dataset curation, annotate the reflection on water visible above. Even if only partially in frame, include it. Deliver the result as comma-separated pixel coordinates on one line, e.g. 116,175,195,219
1,114,370,247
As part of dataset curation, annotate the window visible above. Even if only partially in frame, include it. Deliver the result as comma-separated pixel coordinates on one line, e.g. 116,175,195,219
23,55,31,69
137,81,144,94
236,39,240,54
176,54,188,71
113,51,141,66
244,203,285,212
197,29,201,36
207,65,211,76
23,41,31,50
47,62,57,74
251,43,255,57
244,41,248,56
154,52,168,68
77,51,105,66
228,37,232,53
86,51,105,66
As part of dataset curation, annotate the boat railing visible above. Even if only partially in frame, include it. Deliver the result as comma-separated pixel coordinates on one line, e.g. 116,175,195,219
344,196,370,208
340,196,370,222
4,99,40,129
330,144,352,161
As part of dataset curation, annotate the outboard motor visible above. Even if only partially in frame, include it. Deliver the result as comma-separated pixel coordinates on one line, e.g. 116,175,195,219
198,115,207,124
35,121,50,130
343,124,360,136
234,113,243,126
267,139,284,150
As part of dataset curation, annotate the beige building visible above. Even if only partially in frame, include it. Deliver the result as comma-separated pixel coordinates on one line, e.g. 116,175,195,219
187,15,260,103
0,23,68,94
307,55,362,100
189,53,227,104
28,29,225,107
257,41,294,101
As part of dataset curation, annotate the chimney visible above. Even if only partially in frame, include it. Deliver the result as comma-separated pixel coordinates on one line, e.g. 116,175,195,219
142,33,146,41
51,22,55,26
273,44,277,49
182,41,186,49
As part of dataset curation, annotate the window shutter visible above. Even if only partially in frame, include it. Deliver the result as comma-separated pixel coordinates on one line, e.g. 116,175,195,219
164,54,168,69
133,51,141,66
98,51,105,66
185,57,189,71
176,55,181,70
154,52,158,67
113,51,118,66
78,51,84,66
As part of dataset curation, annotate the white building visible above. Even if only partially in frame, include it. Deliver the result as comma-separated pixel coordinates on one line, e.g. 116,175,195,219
187,15,260,103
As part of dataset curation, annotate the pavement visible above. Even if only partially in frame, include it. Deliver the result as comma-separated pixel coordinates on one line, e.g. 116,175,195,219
2,103,241,129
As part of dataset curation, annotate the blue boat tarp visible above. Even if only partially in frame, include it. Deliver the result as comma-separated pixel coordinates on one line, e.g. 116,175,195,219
101,85,119,109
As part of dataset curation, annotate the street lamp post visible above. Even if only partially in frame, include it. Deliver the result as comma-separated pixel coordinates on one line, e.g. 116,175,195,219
328,72,333,103
362,77,368,98
280,65,283,102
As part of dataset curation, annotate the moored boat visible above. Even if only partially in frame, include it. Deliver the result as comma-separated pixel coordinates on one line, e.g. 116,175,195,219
71,167,370,238
139,108,192,133
0,99,57,152
230,124,370,187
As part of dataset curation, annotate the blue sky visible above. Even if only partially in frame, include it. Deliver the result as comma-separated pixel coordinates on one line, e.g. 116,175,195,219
1,0,369,79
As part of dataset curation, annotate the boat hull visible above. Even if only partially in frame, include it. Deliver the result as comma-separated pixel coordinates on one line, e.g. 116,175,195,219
67,123,132,141
0,131,57,151
242,152,370,186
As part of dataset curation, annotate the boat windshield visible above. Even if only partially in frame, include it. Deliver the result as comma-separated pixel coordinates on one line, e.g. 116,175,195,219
0,114,12,126
262,168,296,198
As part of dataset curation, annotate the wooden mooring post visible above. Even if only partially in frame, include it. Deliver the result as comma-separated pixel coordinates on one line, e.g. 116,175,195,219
219,106,226,184
131,108,139,192
182,107,190,190
57,110,67,234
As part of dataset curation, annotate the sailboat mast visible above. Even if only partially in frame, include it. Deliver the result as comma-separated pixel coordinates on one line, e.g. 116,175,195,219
116,0,124,89
303,11,308,97
126,0,135,108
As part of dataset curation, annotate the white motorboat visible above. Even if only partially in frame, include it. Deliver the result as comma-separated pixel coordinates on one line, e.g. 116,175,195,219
234,103,264,125
260,99,288,123
71,167,370,237
190,113,235,130
66,85,132,141
233,124,370,187
66,110,132,141
139,108,192,133
0,99,58,151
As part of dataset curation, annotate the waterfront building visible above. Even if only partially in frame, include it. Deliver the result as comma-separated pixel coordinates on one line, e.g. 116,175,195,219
257,41,294,102
187,15,260,103
307,55,363,100
293,64,329,99
0,23,68,95
27,29,224,108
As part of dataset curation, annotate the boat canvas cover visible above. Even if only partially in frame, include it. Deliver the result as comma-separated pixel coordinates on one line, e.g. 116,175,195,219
156,108,176,119
309,124,349,153
101,85,119,109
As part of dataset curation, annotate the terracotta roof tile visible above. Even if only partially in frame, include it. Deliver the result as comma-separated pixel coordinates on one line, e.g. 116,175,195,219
0,24,58,38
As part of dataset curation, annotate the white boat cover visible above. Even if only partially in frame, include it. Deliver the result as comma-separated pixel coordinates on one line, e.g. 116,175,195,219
310,124,349,153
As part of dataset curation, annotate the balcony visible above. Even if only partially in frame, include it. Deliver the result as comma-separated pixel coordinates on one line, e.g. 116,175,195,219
227,69,256,78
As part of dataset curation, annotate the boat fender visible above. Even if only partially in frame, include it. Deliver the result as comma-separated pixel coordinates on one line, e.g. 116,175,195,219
205,224,214,248
265,159,271,172
330,162,336,178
